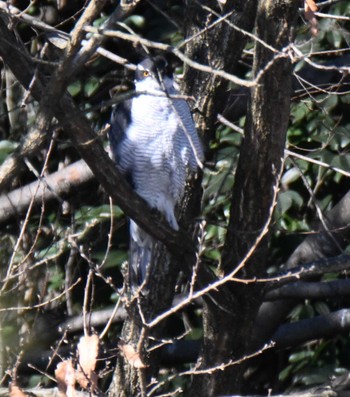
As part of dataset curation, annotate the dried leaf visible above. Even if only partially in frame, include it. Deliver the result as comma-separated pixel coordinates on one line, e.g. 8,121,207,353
304,0,318,35
76,334,99,390
118,340,147,368
9,384,28,397
55,360,76,397
305,0,318,12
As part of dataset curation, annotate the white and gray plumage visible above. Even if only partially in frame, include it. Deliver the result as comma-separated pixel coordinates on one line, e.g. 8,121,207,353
109,57,203,287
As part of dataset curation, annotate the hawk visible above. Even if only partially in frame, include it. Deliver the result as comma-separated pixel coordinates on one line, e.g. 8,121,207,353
109,57,203,288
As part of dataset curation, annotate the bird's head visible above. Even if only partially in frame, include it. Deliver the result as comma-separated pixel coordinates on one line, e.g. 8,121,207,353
135,56,171,92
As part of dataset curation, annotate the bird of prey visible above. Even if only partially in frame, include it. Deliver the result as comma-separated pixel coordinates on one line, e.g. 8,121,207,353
109,57,203,288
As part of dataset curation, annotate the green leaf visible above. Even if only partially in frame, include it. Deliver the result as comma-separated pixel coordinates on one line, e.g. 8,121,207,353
67,80,82,97
299,371,331,386
315,301,330,316
93,16,108,28
124,15,146,29
289,350,314,363
92,249,128,270
281,167,301,187
279,364,293,381
331,154,350,170
204,248,221,261
277,190,303,214
291,101,311,123
75,205,123,224
0,140,18,164
48,268,64,291
84,77,100,98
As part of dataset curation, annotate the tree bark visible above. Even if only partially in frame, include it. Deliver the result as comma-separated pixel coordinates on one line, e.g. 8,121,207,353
190,0,299,395
0,160,95,224
108,245,180,396
184,0,258,144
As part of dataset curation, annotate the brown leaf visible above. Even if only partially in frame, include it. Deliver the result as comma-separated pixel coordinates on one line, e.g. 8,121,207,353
76,334,99,390
305,0,318,12
118,340,147,368
55,360,76,397
9,384,28,397
304,0,318,35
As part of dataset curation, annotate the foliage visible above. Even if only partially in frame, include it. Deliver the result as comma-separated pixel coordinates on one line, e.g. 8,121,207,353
0,0,350,396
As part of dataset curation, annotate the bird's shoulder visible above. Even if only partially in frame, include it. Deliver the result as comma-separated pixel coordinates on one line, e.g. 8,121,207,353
110,100,132,135
109,100,132,152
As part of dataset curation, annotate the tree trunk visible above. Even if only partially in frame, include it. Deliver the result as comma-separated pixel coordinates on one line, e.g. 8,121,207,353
190,1,299,395
183,0,258,143
108,245,180,396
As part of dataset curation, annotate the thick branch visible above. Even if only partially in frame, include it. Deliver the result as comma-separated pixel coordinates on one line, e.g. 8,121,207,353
253,190,350,348
0,160,94,224
273,309,350,349
268,254,350,286
266,279,350,301
285,191,350,269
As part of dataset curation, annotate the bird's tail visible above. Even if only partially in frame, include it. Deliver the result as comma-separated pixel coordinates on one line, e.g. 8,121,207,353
128,220,155,288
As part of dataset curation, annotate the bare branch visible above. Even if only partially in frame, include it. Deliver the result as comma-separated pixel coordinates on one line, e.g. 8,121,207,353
285,149,350,179
0,160,94,224
266,279,350,301
83,26,255,88
273,309,350,349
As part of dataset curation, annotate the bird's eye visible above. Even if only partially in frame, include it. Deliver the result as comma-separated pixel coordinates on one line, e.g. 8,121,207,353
143,70,150,77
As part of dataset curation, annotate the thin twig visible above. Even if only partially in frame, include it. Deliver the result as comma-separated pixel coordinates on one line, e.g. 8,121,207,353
148,342,274,395
289,157,343,254
285,149,350,179
292,44,350,73
98,196,115,270
315,11,350,21
0,278,81,312
83,26,255,88
83,269,94,337
99,298,122,340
